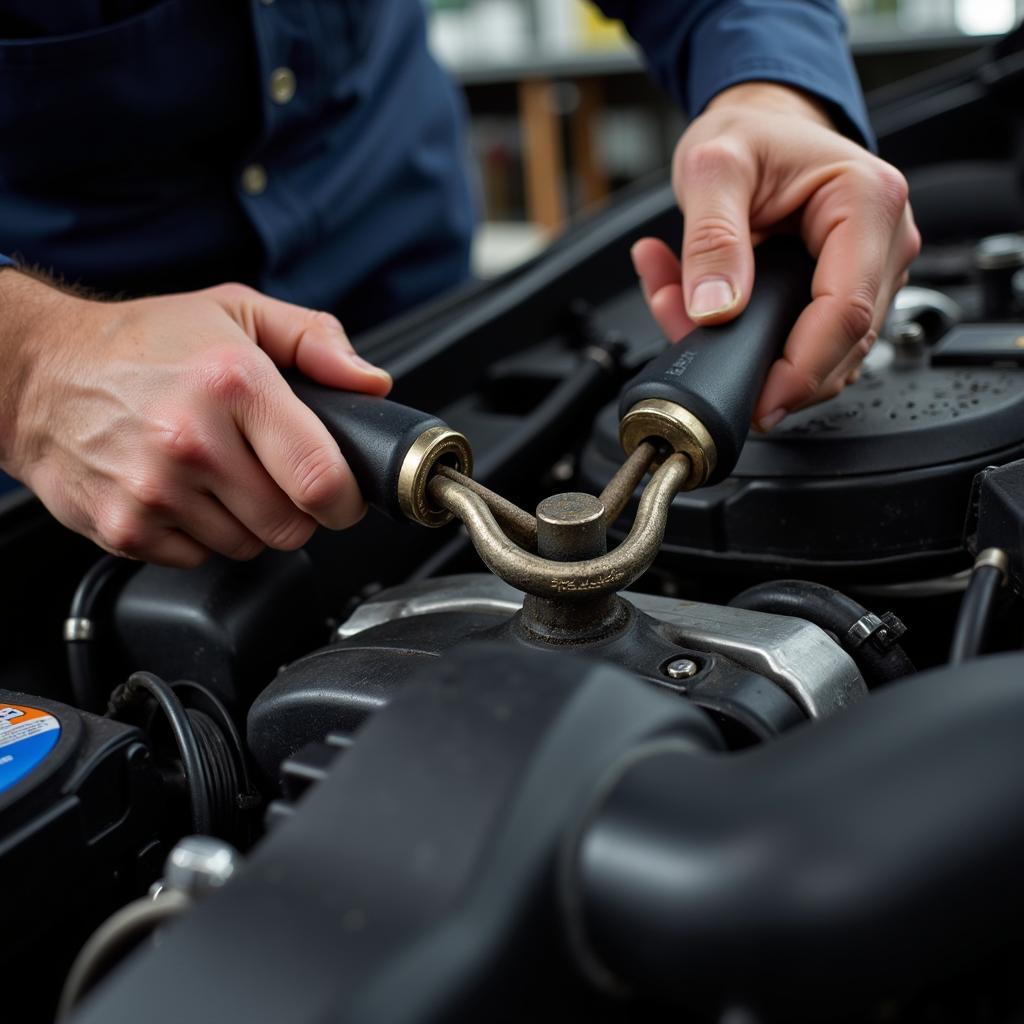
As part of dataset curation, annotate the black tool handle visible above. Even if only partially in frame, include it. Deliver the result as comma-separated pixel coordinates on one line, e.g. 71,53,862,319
287,373,446,521
618,235,815,484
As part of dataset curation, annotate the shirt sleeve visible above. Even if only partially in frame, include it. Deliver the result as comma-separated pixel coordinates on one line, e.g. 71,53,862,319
589,0,874,150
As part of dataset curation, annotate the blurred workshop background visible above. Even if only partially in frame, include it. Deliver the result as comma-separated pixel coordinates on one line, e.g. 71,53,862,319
426,0,1023,277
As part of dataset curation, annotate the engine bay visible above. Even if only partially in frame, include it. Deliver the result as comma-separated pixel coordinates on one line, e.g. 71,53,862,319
6,29,1024,1024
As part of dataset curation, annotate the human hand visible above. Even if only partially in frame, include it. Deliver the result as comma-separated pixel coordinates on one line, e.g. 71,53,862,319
0,272,392,566
631,82,921,431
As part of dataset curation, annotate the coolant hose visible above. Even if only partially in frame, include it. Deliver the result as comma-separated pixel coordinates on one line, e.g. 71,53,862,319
729,579,914,685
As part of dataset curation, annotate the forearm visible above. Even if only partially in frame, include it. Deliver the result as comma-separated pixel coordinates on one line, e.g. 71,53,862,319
0,268,76,471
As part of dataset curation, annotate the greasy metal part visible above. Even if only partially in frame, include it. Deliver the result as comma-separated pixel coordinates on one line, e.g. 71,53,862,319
434,465,538,550
627,592,867,718
522,492,629,642
598,441,658,527
63,617,94,642
974,547,1010,582
334,575,523,640
164,837,241,898
535,493,607,560
427,454,690,602
663,657,699,680
397,425,473,528
332,574,866,719
619,398,716,487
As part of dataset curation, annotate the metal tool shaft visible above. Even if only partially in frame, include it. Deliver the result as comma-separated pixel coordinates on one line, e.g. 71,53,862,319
428,453,690,601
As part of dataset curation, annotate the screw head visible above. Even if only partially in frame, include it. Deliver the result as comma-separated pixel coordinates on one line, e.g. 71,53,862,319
664,657,699,680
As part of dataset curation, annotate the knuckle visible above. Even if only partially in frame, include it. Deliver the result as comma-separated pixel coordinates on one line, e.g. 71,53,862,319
838,293,876,344
226,536,265,562
872,162,910,215
290,446,346,512
904,224,923,265
682,139,744,182
171,547,210,570
99,506,148,556
200,353,263,406
263,514,316,551
684,215,745,262
308,309,344,335
823,378,846,401
128,473,175,512
157,419,216,468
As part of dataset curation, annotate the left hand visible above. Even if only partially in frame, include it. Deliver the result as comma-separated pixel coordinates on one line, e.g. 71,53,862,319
631,82,921,432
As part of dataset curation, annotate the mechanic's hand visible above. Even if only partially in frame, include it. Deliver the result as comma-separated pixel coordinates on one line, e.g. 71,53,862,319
631,82,921,431
0,272,392,566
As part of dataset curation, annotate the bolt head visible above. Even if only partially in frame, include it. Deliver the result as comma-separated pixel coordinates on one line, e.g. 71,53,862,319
664,657,699,680
164,836,240,898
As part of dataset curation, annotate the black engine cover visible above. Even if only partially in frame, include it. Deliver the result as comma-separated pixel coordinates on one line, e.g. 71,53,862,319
582,335,1024,582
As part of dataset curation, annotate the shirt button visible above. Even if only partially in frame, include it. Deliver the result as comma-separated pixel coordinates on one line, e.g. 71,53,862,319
241,163,268,196
269,67,297,105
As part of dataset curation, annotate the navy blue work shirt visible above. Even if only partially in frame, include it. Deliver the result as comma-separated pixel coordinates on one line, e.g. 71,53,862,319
0,1,871,332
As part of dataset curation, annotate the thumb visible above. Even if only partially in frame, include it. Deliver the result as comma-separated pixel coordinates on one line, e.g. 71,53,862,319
212,284,393,396
679,143,757,326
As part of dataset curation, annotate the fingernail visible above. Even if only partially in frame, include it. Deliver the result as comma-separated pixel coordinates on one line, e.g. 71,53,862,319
757,407,788,433
346,352,391,380
629,243,640,274
688,277,737,319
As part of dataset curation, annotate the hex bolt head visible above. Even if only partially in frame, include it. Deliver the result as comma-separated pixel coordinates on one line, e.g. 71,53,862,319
664,657,700,680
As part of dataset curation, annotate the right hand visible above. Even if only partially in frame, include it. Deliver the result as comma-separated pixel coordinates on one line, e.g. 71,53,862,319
0,272,392,567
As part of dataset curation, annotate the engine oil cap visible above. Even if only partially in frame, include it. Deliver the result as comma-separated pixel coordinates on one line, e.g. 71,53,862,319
0,703,61,793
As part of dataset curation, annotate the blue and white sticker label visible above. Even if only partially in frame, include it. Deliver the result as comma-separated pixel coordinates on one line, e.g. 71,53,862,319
0,704,61,793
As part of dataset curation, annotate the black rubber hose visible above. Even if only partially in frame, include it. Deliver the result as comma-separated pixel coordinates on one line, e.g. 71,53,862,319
949,564,1004,665
729,579,914,686
109,672,212,834
569,653,1024,1018
65,555,136,712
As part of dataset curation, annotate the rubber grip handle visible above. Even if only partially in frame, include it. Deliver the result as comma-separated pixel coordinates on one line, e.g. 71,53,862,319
287,372,447,521
618,235,815,485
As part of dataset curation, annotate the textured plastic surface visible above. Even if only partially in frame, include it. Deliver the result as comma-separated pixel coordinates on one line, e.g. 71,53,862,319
618,236,814,484
288,373,444,520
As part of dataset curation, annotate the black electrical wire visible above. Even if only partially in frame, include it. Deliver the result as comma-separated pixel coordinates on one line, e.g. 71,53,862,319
729,579,915,687
949,564,1005,666
109,671,212,835
65,555,137,713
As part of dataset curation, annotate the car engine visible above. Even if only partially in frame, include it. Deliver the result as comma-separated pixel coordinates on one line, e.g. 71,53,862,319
6,27,1024,1024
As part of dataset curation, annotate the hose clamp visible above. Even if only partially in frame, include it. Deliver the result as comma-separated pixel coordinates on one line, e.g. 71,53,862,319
974,547,1010,583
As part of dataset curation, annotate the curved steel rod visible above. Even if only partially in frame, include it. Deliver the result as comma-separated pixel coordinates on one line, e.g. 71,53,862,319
433,465,538,550
428,454,690,601
598,440,658,527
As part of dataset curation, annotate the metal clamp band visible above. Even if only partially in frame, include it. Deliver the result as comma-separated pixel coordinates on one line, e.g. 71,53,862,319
974,547,1010,583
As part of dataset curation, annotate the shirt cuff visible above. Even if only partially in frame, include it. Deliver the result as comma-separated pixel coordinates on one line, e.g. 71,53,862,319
686,1,874,151
0,255,14,268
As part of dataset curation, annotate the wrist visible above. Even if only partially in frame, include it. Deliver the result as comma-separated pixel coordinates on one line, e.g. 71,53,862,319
706,81,834,131
0,270,91,469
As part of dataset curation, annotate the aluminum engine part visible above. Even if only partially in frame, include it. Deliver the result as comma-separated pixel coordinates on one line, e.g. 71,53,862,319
335,574,866,719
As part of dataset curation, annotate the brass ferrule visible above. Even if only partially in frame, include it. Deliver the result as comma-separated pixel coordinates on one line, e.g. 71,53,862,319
397,426,474,527
619,398,716,489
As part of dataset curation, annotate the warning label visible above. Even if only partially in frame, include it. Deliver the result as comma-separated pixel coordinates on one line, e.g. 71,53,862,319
0,704,61,793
